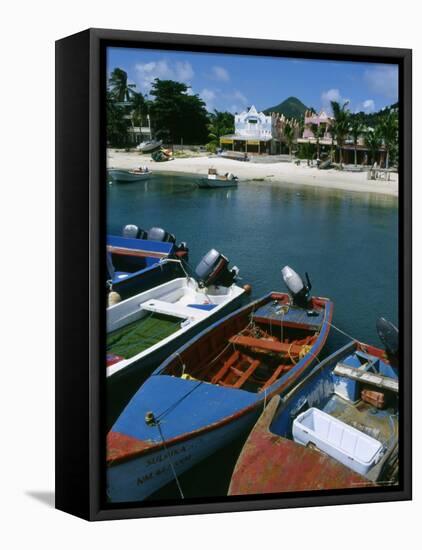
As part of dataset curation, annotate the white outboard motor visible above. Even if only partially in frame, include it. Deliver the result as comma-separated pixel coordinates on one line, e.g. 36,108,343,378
147,227,176,244
122,224,147,239
376,317,399,357
195,249,239,287
282,266,312,308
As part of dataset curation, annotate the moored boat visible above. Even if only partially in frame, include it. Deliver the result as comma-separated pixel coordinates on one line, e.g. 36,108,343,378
108,167,150,182
198,168,238,189
106,249,244,426
107,225,189,301
106,267,333,502
228,326,399,496
137,139,163,153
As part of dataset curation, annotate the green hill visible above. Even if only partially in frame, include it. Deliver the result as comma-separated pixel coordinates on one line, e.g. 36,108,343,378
264,96,308,119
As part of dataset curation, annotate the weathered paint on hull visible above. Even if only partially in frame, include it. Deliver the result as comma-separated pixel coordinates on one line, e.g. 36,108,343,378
106,292,246,429
107,408,258,502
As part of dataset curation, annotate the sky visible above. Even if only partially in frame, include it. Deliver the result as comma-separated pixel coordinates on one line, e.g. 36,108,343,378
107,47,399,115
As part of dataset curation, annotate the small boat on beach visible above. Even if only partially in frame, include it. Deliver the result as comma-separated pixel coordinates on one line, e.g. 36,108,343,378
106,267,333,502
137,139,163,153
107,225,189,301
151,148,173,162
107,249,244,425
219,150,249,162
198,168,238,189
108,166,150,183
228,324,399,496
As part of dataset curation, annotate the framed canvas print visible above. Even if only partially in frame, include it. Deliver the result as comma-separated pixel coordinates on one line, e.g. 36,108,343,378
55,28,412,521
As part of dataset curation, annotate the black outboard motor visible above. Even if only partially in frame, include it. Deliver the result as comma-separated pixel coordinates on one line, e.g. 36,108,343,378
195,249,239,287
376,317,399,358
122,224,147,239
147,226,176,244
281,265,312,308
106,251,115,281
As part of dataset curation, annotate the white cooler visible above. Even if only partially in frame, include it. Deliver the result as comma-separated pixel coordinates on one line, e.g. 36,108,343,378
292,407,384,476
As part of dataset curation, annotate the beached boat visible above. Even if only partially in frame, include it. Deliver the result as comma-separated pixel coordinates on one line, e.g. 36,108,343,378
106,267,333,502
219,150,249,161
108,167,150,183
107,225,189,301
198,168,238,189
107,249,244,425
229,330,399,496
137,139,163,153
151,149,173,162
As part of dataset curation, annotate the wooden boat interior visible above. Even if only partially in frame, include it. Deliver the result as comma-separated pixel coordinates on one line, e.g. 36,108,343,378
271,348,399,481
163,293,325,393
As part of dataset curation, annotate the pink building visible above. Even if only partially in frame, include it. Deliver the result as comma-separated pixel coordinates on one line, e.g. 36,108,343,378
301,110,333,143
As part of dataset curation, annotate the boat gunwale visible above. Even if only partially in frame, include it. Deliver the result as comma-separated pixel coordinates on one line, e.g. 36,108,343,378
107,292,334,466
106,278,245,378
228,340,397,494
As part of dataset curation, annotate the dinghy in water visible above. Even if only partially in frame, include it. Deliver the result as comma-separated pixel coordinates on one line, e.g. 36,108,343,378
106,249,244,426
229,324,399,495
106,267,333,502
198,168,238,189
107,225,189,300
108,167,150,182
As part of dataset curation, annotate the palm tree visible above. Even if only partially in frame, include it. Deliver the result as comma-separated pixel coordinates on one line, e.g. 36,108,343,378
130,92,147,127
310,123,323,160
331,100,350,167
207,110,235,151
284,123,294,158
364,127,383,166
379,109,398,169
349,119,364,166
109,68,136,103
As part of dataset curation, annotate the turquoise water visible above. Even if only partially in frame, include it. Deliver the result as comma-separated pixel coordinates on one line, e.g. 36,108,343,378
107,172,398,499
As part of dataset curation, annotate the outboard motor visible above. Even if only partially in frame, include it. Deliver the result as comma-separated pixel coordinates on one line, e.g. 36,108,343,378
122,224,147,239
195,249,239,287
106,251,115,281
282,266,312,308
147,226,176,244
376,317,399,358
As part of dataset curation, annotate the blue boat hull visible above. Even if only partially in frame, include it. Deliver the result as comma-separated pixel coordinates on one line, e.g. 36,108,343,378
106,292,246,429
107,407,258,502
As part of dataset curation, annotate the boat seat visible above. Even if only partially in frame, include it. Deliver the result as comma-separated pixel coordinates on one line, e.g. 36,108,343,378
141,299,208,320
333,363,398,393
187,303,216,311
229,334,303,355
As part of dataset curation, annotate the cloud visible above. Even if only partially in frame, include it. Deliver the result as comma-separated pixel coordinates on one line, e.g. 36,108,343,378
135,60,194,93
354,99,375,113
209,66,230,81
364,65,398,100
321,89,350,112
200,88,217,110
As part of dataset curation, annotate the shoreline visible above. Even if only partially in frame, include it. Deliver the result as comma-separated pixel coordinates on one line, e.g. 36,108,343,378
107,150,399,198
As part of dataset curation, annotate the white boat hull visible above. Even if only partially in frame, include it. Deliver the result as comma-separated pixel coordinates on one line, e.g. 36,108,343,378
109,169,150,182
107,408,257,502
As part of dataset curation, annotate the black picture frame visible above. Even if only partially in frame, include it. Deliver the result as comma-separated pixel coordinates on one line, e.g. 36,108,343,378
55,28,412,521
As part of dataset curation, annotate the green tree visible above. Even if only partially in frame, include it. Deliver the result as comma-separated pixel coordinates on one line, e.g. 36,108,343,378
379,109,398,169
130,92,148,127
109,68,136,103
207,110,235,151
106,91,129,146
364,126,383,166
149,79,209,144
331,100,350,166
310,123,324,160
284,123,294,158
349,119,364,166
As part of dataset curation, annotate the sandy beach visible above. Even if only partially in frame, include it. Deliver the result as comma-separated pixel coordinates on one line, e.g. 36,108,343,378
107,149,398,197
